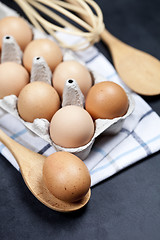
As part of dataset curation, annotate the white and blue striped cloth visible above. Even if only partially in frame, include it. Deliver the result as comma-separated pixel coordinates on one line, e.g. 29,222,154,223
0,43,160,187
0,3,160,187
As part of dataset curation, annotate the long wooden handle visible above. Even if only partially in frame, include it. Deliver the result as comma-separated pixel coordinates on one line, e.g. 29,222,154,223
0,129,22,161
0,129,44,170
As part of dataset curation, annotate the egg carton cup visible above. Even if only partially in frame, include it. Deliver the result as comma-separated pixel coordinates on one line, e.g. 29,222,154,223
0,90,134,160
0,3,135,159
0,50,134,159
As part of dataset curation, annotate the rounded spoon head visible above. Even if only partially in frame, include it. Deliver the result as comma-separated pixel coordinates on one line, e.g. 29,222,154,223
101,30,160,96
113,45,160,96
0,129,91,212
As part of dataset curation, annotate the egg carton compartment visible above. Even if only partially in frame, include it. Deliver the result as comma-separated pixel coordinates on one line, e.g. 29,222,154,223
0,89,134,160
0,3,135,159
0,52,134,159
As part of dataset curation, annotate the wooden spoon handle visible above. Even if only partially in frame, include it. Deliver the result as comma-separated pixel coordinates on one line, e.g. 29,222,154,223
100,29,128,58
100,29,118,45
0,129,23,161
0,129,45,172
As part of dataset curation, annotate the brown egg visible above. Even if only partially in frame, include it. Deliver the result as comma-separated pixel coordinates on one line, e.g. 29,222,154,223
17,81,60,122
0,62,29,99
0,16,32,51
52,60,92,98
23,39,63,73
43,151,91,202
50,105,95,148
85,81,129,120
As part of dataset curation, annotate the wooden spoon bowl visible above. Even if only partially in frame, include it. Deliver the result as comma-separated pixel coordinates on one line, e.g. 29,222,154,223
66,0,160,96
101,29,160,96
0,129,91,212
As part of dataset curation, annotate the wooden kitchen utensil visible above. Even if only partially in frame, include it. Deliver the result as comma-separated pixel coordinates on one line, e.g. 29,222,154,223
0,129,91,212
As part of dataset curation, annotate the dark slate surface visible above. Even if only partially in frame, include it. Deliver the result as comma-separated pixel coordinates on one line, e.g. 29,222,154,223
0,1,160,239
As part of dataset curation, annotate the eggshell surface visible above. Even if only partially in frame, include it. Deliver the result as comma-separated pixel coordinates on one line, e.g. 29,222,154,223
52,60,92,98
0,16,32,51
23,39,63,73
0,62,29,99
50,105,95,148
43,151,91,202
17,81,60,122
85,81,129,120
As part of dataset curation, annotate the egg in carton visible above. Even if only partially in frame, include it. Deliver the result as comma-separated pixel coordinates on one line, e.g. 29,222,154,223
0,33,135,160
0,3,135,159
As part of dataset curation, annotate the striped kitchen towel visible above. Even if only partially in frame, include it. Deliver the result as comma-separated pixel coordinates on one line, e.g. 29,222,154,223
0,2,160,187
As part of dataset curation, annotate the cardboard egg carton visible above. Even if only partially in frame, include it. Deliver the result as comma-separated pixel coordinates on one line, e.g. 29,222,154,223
0,3,135,159
0,38,134,159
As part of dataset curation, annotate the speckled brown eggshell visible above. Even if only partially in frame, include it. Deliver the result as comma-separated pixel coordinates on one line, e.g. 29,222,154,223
0,16,33,51
17,81,60,122
49,105,95,148
23,38,63,73
85,81,129,120
0,62,30,99
52,60,93,98
43,151,91,202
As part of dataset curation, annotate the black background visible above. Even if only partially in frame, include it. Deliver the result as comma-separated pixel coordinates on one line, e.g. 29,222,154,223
0,0,160,239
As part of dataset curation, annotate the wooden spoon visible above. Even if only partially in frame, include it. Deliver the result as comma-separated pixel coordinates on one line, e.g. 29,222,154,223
0,129,91,212
65,0,160,96
100,29,160,96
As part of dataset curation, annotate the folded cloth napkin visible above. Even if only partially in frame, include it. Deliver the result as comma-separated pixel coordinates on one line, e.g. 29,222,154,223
0,3,160,187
